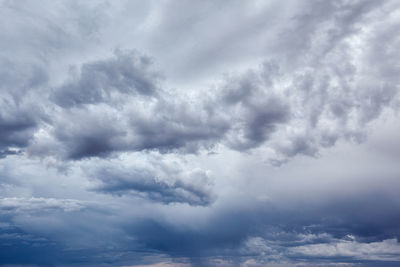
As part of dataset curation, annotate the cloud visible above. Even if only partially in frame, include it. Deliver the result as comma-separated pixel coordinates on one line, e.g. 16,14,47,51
4,0,398,164
0,0,398,164
0,197,84,213
0,59,47,156
211,0,400,164
290,238,400,262
0,0,400,266
26,50,229,159
120,188,400,265
51,50,160,108
31,51,289,160
220,65,290,150
89,156,215,206
0,103,41,163
0,105,38,150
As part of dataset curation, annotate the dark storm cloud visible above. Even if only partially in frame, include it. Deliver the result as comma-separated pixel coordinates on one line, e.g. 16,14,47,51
0,197,141,266
0,197,82,265
1,183,399,266
90,161,215,206
122,188,400,264
0,227,63,266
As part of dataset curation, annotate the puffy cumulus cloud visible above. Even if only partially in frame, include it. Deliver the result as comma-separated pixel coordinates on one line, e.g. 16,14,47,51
20,0,399,165
213,0,400,164
24,51,288,160
2,0,400,164
23,50,228,160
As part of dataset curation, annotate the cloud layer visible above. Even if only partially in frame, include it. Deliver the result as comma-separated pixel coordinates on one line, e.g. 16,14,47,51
0,0,400,266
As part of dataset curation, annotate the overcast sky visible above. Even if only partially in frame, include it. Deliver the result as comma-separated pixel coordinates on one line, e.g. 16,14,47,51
1,0,400,266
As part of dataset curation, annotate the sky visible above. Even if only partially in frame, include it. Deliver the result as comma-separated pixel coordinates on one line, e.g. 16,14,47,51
1,0,400,266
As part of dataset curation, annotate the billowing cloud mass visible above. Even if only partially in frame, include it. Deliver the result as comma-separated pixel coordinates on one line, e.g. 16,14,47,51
1,0,400,266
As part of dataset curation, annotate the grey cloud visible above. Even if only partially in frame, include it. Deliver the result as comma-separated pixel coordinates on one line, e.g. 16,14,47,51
276,0,380,68
46,92,229,160
0,118,35,149
1,1,400,266
0,59,48,158
90,160,215,206
51,50,160,108
0,197,141,266
121,189,400,265
226,97,290,151
0,149,21,159
37,51,229,160
52,109,127,159
0,99,40,155
1,186,399,266
27,0,399,163
220,66,290,150
138,0,296,87
289,238,400,262
0,59,48,97
0,227,63,266
217,0,400,163
0,197,84,214
127,97,230,153
44,52,288,160
0,0,123,157
2,0,399,164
